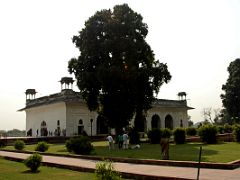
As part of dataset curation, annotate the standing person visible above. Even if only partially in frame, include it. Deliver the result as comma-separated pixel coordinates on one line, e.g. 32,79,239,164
118,133,123,149
123,132,128,149
106,134,114,150
160,137,169,160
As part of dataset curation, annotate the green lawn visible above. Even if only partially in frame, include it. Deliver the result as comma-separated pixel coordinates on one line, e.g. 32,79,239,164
2,141,240,163
0,157,94,180
93,142,240,163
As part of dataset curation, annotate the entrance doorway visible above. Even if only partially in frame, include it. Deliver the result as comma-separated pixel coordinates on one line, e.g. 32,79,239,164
151,114,161,129
165,115,173,130
40,121,48,136
78,125,84,135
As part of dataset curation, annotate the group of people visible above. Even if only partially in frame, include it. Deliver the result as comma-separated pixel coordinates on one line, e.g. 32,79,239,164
117,132,128,149
106,131,169,159
106,132,128,150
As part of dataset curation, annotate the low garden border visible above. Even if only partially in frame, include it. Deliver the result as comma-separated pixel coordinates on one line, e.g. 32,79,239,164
1,149,239,170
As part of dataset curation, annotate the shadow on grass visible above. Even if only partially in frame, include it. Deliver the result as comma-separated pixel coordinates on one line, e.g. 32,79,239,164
22,169,40,174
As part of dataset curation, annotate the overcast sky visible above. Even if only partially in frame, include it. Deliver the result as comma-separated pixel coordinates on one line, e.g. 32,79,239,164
0,0,240,130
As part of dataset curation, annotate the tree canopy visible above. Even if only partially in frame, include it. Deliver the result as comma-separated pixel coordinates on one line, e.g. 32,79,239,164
221,58,240,124
68,4,171,132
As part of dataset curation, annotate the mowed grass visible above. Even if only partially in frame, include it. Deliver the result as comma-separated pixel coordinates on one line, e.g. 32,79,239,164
93,141,240,163
0,157,94,180
3,141,240,163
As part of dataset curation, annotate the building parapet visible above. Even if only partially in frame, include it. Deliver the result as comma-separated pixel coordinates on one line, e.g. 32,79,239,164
20,87,194,111
19,89,84,111
153,99,193,109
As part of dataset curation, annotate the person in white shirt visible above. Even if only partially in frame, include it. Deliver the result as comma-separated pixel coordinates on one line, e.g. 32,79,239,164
106,134,114,150
122,132,128,149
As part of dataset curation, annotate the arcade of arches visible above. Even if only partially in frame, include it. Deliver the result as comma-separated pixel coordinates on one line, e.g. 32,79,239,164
33,113,177,137
96,114,175,134
165,114,173,130
151,114,161,129
21,79,192,137
150,114,174,130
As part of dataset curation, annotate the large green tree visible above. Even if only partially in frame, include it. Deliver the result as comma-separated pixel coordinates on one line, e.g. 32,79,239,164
68,4,171,132
221,58,240,124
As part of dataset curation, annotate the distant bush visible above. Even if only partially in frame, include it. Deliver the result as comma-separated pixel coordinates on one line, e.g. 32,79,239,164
224,123,233,133
173,128,186,144
217,125,225,134
95,160,121,180
0,140,6,148
24,153,42,172
66,136,93,155
35,141,49,152
129,128,140,144
161,128,172,138
147,129,162,144
233,124,240,142
186,127,197,136
198,125,218,144
14,140,25,150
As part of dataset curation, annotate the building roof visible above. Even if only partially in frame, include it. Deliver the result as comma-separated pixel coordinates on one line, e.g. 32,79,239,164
19,89,194,111
152,99,194,109
18,89,84,111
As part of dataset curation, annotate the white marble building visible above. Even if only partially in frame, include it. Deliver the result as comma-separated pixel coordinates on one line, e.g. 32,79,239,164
19,77,193,137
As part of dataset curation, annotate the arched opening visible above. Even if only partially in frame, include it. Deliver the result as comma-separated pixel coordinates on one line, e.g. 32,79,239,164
56,120,61,136
78,119,84,135
27,128,32,136
180,119,183,127
40,121,48,136
151,114,161,129
165,115,173,130
97,115,108,134
79,119,83,125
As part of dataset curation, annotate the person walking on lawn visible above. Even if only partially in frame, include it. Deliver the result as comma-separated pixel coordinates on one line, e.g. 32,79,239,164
123,132,128,149
118,133,123,149
106,134,114,150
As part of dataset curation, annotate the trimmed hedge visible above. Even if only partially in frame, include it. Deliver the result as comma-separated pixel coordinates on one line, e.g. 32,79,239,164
95,160,121,180
66,136,93,155
224,124,233,133
162,128,172,138
24,153,42,172
0,140,6,148
217,125,225,134
35,141,49,152
186,127,197,136
14,140,25,150
233,124,240,142
173,128,186,144
147,129,162,144
198,125,218,144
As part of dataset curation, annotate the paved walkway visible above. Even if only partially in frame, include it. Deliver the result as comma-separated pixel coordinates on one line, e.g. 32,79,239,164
0,150,240,180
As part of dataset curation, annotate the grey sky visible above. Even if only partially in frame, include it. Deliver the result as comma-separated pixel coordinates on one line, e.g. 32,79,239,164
0,0,240,130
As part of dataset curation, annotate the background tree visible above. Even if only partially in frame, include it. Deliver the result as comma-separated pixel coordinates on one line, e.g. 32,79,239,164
213,108,221,124
68,4,171,133
201,107,214,124
201,107,221,124
187,115,194,127
221,59,240,124
218,108,230,124
0,129,25,137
